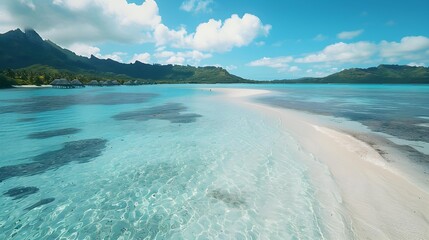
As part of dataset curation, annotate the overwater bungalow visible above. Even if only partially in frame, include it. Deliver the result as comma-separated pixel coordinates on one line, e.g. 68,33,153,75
71,79,85,88
87,80,100,86
103,80,113,86
50,79,74,88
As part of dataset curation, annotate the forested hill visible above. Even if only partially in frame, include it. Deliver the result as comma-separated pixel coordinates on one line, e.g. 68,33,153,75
0,28,249,86
271,65,429,84
1,29,428,88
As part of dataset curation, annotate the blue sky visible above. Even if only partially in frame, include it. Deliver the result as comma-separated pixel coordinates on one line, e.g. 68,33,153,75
1,0,429,80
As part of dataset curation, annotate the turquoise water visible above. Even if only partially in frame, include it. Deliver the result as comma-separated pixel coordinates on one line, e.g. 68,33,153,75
1,84,427,239
0,86,331,239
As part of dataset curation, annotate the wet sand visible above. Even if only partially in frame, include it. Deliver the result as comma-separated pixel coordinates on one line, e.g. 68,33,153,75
212,88,429,240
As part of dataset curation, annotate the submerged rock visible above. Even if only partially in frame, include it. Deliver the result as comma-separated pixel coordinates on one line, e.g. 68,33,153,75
3,186,39,200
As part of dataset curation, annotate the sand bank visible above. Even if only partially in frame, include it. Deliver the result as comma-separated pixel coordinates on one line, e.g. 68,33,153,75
12,85,52,88
212,88,429,240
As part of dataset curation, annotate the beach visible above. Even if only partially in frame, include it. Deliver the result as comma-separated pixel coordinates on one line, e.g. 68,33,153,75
12,85,52,88
212,88,429,239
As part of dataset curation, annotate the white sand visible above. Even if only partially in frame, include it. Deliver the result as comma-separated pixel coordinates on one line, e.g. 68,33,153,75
12,85,52,88
212,88,429,239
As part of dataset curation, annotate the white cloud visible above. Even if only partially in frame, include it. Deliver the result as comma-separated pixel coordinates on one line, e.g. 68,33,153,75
386,20,395,26
191,14,271,52
249,56,293,68
0,1,270,58
380,36,429,60
407,62,426,67
180,0,213,13
101,52,126,62
313,34,326,41
249,56,299,72
153,13,271,52
225,65,238,71
248,35,429,77
295,41,377,63
68,43,126,62
69,43,101,57
154,24,189,47
0,0,161,45
337,29,364,40
288,66,301,73
130,53,151,63
19,0,36,10
154,50,212,65
255,41,265,46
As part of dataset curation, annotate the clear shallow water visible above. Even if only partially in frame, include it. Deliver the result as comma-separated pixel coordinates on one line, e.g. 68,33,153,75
0,86,333,239
253,84,429,144
2,84,427,239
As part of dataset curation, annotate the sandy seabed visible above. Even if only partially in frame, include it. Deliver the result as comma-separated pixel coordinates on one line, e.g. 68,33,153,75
211,88,429,240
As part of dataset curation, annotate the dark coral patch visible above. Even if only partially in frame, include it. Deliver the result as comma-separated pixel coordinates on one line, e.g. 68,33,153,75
113,103,202,123
27,128,81,139
3,186,39,200
207,189,246,208
0,138,107,182
17,118,37,122
25,198,55,211
0,92,157,114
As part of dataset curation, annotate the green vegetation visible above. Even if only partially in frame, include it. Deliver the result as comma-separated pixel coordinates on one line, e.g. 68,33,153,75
0,29,249,87
0,73,17,89
321,65,429,84
0,29,428,88
270,65,429,84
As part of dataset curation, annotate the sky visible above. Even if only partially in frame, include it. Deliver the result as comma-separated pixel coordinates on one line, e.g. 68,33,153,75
1,0,429,80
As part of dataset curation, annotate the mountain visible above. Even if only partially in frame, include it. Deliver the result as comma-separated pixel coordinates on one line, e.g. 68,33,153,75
272,65,429,84
1,29,428,88
321,65,429,84
0,28,249,86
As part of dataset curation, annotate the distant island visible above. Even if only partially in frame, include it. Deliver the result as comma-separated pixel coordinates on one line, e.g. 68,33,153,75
1,29,428,88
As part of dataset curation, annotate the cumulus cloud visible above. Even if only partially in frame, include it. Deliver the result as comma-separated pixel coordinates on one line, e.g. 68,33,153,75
154,13,271,52
249,56,293,68
337,29,364,40
248,35,429,75
100,52,127,62
313,34,327,41
249,56,300,72
154,50,212,65
130,53,151,63
0,1,270,57
0,0,161,45
296,41,377,63
407,62,426,67
180,0,213,13
191,14,271,52
380,36,429,60
69,43,102,57
68,43,126,62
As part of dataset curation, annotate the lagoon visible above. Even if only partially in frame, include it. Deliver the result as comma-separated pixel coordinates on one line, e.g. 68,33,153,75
0,84,428,239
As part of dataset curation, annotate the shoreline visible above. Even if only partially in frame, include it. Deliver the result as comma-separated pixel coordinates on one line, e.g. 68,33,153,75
12,84,52,88
211,88,429,239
